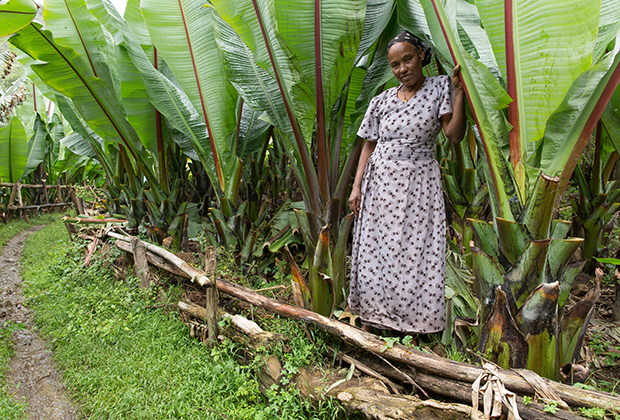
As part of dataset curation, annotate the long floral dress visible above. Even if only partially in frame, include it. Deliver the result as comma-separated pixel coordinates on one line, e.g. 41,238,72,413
348,75,452,334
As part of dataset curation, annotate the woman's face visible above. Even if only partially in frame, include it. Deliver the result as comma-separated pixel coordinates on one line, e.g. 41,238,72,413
387,42,425,89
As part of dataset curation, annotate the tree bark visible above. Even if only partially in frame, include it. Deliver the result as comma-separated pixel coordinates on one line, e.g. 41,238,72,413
131,236,150,290
214,278,620,412
107,232,620,413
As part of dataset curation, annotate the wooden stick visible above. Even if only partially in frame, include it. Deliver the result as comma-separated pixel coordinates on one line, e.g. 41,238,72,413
106,232,620,413
213,278,620,412
0,182,71,189
114,240,188,278
8,203,72,210
131,236,150,290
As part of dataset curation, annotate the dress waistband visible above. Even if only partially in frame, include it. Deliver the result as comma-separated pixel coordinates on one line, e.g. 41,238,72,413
372,139,435,161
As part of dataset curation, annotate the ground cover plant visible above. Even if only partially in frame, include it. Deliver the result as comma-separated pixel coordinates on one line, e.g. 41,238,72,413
0,214,58,420
0,320,27,420
17,221,346,419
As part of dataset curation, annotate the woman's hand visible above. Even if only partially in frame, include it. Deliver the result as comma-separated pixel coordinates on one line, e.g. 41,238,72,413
349,186,362,216
452,64,463,96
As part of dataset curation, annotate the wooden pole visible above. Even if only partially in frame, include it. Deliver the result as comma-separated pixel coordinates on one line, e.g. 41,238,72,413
203,246,218,346
131,236,150,290
213,278,620,412
110,232,218,345
106,232,620,413
42,179,50,205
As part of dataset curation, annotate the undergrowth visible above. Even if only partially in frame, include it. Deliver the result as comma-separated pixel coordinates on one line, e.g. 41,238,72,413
0,213,59,419
18,221,344,419
0,213,58,253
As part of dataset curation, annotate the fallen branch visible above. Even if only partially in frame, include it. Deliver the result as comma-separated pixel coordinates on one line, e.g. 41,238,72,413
214,278,619,412
6,202,72,210
107,233,620,413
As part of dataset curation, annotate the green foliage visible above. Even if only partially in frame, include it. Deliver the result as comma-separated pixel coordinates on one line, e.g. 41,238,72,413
543,401,559,414
0,321,28,420
0,213,58,253
522,395,532,405
17,221,343,419
580,406,607,418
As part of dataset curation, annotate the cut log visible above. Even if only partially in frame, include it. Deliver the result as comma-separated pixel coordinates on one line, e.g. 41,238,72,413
108,232,212,287
214,278,620,413
296,367,485,420
114,240,188,278
178,301,287,351
106,232,620,413
131,236,150,290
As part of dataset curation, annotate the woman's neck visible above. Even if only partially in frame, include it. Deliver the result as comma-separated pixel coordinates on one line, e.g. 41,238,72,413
399,76,425,101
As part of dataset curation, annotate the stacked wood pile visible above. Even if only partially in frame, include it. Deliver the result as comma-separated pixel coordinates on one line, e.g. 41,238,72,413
104,230,620,420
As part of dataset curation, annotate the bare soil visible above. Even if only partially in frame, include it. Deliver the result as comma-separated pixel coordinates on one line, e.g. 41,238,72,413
0,227,79,420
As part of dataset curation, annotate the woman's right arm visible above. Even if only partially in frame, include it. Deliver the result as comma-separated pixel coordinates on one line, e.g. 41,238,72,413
348,140,377,216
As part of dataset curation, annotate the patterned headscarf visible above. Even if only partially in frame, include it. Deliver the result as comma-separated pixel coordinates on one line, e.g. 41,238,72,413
387,30,433,67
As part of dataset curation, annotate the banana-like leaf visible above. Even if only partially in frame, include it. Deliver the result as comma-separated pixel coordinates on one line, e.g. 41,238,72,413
478,0,599,170
331,213,355,307
494,217,529,265
470,244,504,322
519,172,560,240
0,0,37,37
515,282,559,380
43,0,114,89
504,239,550,310
10,23,159,191
541,34,620,186
546,238,584,284
593,0,620,64
550,220,571,240
211,10,316,212
55,94,114,182
478,287,528,369
560,273,601,365
0,116,27,182
601,88,620,156
416,0,520,221
22,113,48,179
99,0,218,187
467,219,498,259
309,225,334,316
284,245,312,309
141,0,239,192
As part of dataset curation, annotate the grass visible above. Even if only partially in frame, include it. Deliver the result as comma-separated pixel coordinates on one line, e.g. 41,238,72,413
16,221,344,419
0,321,28,419
0,213,61,420
0,213,58,254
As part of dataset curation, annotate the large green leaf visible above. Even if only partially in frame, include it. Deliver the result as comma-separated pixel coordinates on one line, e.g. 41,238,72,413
0,0,37,37
141,0,238,191
0,116,27,182
43,0,114,89
22,113,48,179
54,94,113,182
99,0,217,187
415,0,520,221
10,23,159,190
542,36,620,180
477,0,599,153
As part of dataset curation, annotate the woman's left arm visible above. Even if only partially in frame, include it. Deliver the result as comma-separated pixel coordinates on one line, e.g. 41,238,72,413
441,64,466,144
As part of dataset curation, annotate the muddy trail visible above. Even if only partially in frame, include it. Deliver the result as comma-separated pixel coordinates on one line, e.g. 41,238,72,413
1,226,79,420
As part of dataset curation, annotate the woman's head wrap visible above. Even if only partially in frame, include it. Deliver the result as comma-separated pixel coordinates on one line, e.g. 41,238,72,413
387,31,432,67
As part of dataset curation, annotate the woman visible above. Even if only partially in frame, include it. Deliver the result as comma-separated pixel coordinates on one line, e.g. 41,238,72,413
348,31,466,335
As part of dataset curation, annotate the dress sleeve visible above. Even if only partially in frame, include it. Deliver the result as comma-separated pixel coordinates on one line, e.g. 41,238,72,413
438,75,453,118
356,94,382,142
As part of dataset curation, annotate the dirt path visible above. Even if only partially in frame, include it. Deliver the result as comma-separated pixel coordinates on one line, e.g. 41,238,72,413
1,226,79,420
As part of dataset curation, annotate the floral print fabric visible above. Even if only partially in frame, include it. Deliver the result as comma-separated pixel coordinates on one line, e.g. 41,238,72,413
348,75,452,333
